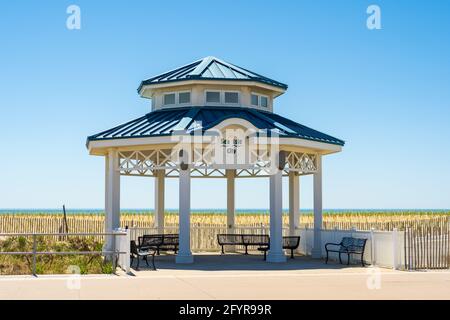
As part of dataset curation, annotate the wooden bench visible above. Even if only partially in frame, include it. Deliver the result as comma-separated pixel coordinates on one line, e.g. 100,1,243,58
139,234,179,255
325,237,367,266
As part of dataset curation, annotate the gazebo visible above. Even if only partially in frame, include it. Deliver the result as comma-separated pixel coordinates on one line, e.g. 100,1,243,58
86,56,344,263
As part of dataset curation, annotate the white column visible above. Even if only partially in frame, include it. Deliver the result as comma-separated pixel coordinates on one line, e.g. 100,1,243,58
176,168,193,263
154,169,165,234
267,169,286,262
392,228,399,270
312,154,323,258
226,169,236,252
288,171,299,237
226,170,235,232
105,149,120,252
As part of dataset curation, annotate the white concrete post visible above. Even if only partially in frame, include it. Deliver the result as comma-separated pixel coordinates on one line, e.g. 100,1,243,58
124,228,130,273
267,169,286,262
176,167,193,263
288,171,299,237
226,170,235,232
154,169,165,234
312,154,323,258
105,149,120,252
392,228,398,270
370,228,376,266
116,228,130,273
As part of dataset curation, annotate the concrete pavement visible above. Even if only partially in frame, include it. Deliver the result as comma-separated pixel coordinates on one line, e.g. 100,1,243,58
1,254,449,299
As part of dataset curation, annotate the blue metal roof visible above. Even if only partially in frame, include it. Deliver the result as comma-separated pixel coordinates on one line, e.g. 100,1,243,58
87,107,344,146
137,56,288,92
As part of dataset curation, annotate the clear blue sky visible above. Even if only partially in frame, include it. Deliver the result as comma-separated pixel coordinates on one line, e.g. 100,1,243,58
1,1,449,210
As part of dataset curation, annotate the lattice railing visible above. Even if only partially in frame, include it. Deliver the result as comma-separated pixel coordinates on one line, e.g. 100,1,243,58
286,152,317,172
117,148,318,177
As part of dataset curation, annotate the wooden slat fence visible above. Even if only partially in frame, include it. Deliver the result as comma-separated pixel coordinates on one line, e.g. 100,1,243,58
404,223,450,270
1,214,449,234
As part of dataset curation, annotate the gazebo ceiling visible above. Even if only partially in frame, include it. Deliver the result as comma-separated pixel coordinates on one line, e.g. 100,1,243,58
86,106,345,146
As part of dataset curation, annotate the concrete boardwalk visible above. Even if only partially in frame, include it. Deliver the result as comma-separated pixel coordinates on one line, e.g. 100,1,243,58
1,254,449,300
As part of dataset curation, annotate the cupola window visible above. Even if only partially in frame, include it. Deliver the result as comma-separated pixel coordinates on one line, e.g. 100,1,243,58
224,92,239,104
163,93,176,105
179,92,191,104
251,94,259,106
251,93,269,108
260,96,268,108
206,91,221,103
162,91,191,106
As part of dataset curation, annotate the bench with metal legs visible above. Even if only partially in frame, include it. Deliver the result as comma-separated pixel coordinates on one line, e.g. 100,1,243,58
139,234,179,255
325,237,367,267
218,234,300,260
130,240,158,270
257,236,301,260
283,236,301,259
217,234,270,256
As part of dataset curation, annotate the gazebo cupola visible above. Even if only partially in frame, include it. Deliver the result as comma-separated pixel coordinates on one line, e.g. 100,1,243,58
137,56,287,113
87,56,344,264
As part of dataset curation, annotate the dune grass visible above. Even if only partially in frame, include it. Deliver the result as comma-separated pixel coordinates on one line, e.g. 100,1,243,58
0,236,113,275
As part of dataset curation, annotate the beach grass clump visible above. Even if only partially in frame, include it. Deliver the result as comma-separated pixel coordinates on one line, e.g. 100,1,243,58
0,236,111,275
